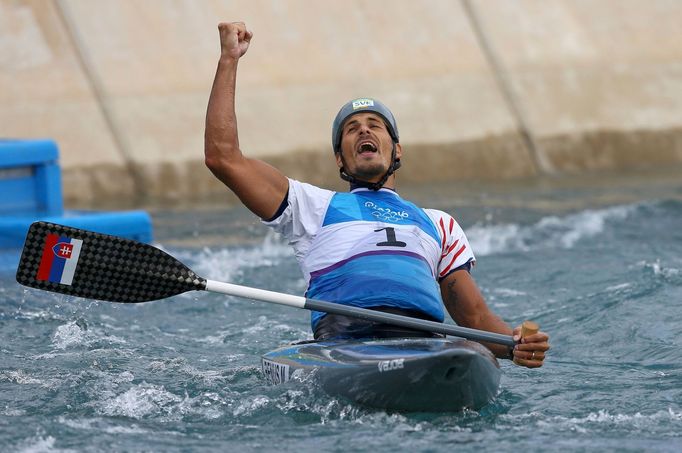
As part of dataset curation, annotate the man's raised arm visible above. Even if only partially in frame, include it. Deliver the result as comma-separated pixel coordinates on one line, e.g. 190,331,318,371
204,22,289,219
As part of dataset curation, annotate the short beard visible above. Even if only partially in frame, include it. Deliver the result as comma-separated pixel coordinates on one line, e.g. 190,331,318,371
351,162,387,180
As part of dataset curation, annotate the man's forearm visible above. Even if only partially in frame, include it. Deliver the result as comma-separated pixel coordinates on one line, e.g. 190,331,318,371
475,313,514,359
205,56,241,172
441,271,513,359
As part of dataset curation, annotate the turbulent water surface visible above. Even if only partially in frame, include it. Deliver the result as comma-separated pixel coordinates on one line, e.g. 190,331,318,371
1,179,682,452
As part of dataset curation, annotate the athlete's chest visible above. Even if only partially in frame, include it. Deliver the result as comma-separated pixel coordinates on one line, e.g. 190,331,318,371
301,193,442,270
322,192,439,240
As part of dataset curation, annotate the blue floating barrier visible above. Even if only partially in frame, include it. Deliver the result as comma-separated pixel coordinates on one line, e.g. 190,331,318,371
0,139,153,252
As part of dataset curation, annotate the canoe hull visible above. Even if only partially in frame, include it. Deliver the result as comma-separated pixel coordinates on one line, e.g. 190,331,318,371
261,337,501,412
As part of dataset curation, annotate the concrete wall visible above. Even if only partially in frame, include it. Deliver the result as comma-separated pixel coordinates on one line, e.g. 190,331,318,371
1,0,681,206
471,0,682,173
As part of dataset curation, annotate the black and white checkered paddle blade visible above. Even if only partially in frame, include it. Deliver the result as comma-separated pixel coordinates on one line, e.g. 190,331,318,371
16,221,206,303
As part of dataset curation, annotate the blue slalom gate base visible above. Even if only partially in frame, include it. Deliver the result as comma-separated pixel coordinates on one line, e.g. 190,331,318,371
1,139,153,270
0,211,153,271
0,211,153,249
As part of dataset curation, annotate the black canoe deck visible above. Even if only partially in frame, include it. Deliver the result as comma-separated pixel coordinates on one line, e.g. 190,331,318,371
262,337,500,412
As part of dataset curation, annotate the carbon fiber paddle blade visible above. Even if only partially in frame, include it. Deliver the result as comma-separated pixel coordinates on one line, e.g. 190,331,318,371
16,221,206,303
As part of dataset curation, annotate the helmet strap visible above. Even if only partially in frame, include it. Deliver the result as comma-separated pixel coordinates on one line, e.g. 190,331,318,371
338,142,401,191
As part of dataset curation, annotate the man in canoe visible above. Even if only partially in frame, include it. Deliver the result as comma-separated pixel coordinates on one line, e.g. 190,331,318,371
204,22,550,368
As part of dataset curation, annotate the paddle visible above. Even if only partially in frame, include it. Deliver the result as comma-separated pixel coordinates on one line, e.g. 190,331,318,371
16,221,515,347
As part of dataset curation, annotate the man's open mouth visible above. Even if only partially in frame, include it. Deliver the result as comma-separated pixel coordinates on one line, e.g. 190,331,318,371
357,141,378,154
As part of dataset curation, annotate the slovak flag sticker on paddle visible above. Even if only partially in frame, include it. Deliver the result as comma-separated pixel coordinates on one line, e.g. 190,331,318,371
35,233,84,286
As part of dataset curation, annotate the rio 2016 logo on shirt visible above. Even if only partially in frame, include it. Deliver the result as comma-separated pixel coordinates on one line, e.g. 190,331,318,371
364,201,409,223
352,98,375,110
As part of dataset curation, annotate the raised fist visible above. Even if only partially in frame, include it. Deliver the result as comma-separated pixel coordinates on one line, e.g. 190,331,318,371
218,22,253,60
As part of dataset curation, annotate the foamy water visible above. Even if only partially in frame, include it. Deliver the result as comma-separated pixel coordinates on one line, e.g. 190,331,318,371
467,204,635,256
1,198,681,451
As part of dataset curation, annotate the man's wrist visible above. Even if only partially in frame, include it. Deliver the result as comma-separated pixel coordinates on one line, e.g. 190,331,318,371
219,54,240,66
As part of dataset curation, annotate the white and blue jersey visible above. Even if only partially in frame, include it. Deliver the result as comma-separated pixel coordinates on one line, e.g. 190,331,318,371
264,179,475,331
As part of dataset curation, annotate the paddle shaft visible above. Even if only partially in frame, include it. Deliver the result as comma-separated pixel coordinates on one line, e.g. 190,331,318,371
205,280,515,347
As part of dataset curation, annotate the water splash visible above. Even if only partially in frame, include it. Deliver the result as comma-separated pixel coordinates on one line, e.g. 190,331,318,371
13,434,69,453
468,204,636,256
52,320,88,350
95,383,183,419
51,319,126,350
232,395,271,417
1,370,48,387
514,408,682,435
181,230,292,282
639,260,682,283
57,416,150,435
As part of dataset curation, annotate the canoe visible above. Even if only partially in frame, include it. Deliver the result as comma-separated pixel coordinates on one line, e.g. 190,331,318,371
261,337,501,412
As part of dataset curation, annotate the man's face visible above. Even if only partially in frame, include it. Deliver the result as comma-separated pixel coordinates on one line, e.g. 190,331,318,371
335,112,402,182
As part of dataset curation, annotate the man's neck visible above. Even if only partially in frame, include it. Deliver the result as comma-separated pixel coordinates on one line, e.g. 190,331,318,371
350,183,397,192
348,175,397,192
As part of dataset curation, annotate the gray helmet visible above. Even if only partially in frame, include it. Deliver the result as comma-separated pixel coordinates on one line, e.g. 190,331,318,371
331,98,399,153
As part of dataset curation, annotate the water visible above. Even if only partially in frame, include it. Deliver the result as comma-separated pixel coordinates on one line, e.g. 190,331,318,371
1,179,682,452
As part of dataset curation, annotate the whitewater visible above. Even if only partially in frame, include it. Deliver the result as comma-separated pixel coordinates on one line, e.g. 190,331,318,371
1,181,681,452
